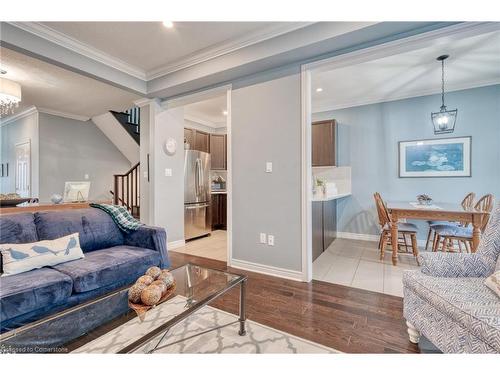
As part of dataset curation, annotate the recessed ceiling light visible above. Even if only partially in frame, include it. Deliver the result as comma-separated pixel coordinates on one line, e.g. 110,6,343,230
162,21,174,28
316,88,323,93
222,110,228,116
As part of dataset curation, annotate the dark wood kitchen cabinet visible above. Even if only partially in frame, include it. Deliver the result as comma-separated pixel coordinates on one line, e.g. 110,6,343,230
312,120,336,167
211,193,227,230
184,128,210,153
209,134,227,170
312,200,337,261
194,130,210,153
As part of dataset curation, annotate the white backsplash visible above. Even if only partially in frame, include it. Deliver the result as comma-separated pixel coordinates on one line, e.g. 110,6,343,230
312,166,351,195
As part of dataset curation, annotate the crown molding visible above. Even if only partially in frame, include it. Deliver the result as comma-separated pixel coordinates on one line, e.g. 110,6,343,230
146,22,313,80
184,114,224,129
312,79,500,113
37,107,90,122
0,105,37,126
9,22,313,84
9,22,147,80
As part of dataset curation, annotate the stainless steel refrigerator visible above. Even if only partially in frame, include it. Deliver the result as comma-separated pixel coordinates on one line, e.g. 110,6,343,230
184,150,211,240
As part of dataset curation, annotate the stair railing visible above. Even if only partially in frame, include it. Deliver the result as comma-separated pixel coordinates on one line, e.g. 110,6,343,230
113,162,140,217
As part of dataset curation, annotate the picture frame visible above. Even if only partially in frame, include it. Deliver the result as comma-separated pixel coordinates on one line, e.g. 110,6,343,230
399,136,471,178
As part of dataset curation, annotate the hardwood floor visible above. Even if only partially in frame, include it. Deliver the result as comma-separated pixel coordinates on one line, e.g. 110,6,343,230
169,251,419,354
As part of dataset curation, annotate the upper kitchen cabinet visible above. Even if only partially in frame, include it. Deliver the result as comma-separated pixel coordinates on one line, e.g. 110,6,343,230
194,130,210,153
210,134,227,170
312,120,336,167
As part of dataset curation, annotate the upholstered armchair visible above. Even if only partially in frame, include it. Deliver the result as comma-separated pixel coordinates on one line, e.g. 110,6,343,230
403,204,500,353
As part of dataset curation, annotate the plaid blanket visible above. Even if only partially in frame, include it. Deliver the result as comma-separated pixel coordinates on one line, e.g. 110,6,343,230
90,203,142,233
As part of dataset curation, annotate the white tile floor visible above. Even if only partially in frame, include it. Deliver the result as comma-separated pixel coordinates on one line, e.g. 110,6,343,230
172,230,227,262
312,238,420,297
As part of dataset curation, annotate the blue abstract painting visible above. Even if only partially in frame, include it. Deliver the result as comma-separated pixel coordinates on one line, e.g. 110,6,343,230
399,137,471,177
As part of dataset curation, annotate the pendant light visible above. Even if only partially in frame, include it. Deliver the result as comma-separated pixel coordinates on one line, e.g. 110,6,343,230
0,70,22,117
431,55,457,134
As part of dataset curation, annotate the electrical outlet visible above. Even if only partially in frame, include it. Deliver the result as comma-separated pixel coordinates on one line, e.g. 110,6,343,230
165,168,172,177
259,233,267,244
267,235,275,246
84,174,89,180
265,162,273,173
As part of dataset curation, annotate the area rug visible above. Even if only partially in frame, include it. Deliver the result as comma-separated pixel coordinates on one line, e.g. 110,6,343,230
74,296,339,353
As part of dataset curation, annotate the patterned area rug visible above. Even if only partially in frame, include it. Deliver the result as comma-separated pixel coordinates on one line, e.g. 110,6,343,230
74,296,338,353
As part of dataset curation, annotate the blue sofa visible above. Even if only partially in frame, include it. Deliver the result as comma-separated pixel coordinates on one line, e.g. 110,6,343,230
0,208,169,332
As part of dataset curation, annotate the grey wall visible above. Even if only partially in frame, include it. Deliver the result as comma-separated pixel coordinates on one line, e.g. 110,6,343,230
150,106,185,243
232,74,302,272
313,85,500,239
38,113,131,202
0,111,40,197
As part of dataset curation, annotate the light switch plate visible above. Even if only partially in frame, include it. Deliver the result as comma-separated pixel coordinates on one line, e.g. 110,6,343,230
266,162,273,173
268,235,275,246
165,168,172,177
84,174,89,180
259,233,267,244
143,171,148,178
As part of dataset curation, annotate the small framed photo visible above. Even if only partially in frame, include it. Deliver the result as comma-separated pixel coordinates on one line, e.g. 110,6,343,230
399,136,471,178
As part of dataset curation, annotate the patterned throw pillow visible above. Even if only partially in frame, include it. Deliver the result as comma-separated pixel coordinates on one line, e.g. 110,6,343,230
485,270,500,299
0,233,84,276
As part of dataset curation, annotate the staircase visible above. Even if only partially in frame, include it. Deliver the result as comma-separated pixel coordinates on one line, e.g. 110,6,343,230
110,107,140,145
112,162,140,218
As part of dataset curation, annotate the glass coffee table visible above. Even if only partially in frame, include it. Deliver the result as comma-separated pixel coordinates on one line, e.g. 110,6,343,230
0,264,247,353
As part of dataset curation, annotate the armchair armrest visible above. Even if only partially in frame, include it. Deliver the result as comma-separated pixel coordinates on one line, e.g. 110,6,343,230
123,225,169,268
418,252,494,278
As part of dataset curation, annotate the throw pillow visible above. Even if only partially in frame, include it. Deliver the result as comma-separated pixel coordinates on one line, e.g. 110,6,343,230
485,270,500,299
0,233,84,276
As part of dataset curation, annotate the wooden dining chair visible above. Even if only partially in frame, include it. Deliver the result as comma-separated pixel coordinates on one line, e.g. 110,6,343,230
432,194,495,253
374,192,419,262
425,192,475,250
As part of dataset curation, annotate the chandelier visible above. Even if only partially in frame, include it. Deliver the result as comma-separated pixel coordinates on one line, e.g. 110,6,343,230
431,55,457,134
0,71,22,117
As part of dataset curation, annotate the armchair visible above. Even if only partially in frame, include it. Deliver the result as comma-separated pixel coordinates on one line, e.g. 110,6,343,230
403,204,500,353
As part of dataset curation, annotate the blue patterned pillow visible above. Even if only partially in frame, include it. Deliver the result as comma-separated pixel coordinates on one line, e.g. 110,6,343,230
0,233,84,276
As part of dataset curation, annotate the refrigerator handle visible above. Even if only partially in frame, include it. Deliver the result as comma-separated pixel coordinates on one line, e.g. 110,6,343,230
194,158,200,197
197,158,203,196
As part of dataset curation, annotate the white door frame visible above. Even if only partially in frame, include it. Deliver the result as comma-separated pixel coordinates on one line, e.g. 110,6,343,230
299,21,499,282
163,85,233,265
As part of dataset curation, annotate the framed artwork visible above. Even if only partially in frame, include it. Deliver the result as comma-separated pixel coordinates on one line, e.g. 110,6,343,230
399,136,471,178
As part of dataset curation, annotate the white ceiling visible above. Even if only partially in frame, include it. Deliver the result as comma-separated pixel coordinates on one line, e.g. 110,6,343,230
0,47,141,119
38,22,305,78
312,30,500,113
184,95,227,128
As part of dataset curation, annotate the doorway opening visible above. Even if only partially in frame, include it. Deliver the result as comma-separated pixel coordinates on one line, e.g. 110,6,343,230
168,87,232,264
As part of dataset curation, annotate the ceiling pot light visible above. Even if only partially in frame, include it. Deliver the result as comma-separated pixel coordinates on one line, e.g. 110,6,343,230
222,110,228,116
0,75,22,116
162,21,174,28
316,88,323,93
431,55,457,135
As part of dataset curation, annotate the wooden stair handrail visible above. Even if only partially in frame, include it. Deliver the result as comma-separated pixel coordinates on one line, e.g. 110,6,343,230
112,163,140,216
114,162,140,177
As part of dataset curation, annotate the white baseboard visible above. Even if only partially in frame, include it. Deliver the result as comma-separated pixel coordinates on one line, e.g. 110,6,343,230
230,258,304,282
168,239,185,250
336,231,427,247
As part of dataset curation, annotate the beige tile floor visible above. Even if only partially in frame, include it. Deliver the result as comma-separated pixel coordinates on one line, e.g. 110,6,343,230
312,238,420,297
172,230,227,262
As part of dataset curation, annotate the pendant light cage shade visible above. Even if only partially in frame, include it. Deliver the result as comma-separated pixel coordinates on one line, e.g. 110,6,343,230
431,54,457,135
432,107,457,134
0,77,22,117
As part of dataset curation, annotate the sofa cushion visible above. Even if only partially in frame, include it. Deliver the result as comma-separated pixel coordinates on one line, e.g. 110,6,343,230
404,271,500,351
0,267,73,321
1,233,84,276
34,208,124,252
0,213,38,244
51,246,161,293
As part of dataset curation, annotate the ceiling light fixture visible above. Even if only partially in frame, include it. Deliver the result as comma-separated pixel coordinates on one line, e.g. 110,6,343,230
0,71,22,116
316,88,323,93
431,55,457,135
162,21,174,28
222,110,228,116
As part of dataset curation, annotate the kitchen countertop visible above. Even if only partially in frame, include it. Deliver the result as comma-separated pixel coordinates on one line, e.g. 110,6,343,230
311,192,351,202
211,191,227,195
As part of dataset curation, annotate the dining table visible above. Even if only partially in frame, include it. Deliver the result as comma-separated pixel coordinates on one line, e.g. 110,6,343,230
386,201,490,266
